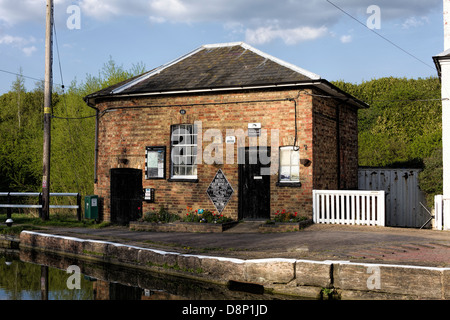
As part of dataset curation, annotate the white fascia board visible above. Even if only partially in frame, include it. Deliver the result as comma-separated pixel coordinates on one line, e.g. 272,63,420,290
111,81,319,99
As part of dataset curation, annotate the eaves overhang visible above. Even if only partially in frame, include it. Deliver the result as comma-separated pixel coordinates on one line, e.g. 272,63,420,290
84,79,368,110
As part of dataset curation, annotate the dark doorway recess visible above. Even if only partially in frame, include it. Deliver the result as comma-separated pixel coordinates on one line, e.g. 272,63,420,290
238,147,271,220
110,168,142,225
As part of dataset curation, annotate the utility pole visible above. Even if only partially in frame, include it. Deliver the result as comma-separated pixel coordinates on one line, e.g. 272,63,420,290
42,0,53,221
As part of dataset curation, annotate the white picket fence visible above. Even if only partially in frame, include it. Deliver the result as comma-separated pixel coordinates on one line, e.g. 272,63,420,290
313,190,385,226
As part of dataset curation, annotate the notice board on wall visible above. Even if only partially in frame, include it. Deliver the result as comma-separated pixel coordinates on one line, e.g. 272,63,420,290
145,146,166,179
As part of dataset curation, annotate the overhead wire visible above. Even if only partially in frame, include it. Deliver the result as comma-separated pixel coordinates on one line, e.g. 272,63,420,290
51,22,96,120
325,0,436,71
0,68,44,84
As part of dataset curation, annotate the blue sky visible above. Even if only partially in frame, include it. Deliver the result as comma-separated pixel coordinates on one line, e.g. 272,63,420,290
0,0,445,95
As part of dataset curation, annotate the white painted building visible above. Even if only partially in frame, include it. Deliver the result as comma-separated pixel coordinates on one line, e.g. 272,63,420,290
432,0,450,230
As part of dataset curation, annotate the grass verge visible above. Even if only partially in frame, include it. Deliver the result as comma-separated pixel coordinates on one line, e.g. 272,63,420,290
0,213,111,235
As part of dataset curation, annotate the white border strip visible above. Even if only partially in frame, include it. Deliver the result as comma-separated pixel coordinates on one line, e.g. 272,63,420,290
21,231,450,271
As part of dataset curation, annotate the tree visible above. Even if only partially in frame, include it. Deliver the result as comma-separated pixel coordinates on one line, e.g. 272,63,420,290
333,76,443,202
11,68,25,131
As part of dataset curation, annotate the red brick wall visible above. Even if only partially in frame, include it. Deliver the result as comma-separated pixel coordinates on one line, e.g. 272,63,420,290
312,94,359,190
93,87,357,222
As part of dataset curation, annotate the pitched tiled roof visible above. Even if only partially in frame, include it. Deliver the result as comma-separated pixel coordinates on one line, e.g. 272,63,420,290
85,42,368,109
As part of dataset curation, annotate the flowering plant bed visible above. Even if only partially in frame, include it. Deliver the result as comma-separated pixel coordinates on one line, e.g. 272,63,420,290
130,206,238,233
183,207,233,224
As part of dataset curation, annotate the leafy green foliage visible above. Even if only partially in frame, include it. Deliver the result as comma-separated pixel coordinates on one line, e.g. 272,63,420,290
141,205,180,223
333,77,443,201
0,58,145,212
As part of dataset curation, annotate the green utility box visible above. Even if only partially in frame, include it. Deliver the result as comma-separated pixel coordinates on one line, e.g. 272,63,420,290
84,195,98,220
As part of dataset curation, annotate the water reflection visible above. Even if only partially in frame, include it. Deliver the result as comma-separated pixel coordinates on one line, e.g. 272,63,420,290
0,249,298,301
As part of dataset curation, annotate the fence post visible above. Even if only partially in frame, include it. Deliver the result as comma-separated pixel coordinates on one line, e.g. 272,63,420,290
434,195,442,230
312,190,317,223
378,191,385,226
6,192,12,220
38,193,43,219
76,193,81,221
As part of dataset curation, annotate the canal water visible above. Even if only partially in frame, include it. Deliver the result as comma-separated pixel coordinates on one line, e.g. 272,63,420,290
0,249,301,301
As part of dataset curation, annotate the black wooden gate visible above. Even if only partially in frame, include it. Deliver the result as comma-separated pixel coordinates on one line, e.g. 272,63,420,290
238,147,270,220
110,168,142,225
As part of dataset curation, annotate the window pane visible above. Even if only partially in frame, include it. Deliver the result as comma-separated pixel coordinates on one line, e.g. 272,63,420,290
279,146,300,182
280,166,291,181
171,124,198,178
291,165,300,181
280,148,291,166
291,149,300,164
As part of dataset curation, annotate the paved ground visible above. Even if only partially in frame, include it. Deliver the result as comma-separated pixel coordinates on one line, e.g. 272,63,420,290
40,222,450,268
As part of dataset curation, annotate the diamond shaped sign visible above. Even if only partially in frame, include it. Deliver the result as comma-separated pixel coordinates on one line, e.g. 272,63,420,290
206,169,234,214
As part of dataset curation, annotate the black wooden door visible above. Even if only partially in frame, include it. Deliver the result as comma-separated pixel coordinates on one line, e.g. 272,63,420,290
238,147,270,220
110,168,142,225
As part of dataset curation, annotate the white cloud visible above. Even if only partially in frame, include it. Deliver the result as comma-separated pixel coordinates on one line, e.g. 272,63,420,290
340,35,352,44
0,34,26,45
0,0,45,26
0,34,37,56
0,0,442,27
0,0,442,47
22,46,37,56
150,0,188,20
401,16,430,29
246,25,328,45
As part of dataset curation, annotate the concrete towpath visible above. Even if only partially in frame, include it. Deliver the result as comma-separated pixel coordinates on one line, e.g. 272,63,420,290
39,222,450,268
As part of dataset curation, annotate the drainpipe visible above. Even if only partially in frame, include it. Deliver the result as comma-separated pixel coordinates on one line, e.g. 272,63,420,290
94,108,99,183
336,103,341,190
335,99,349,190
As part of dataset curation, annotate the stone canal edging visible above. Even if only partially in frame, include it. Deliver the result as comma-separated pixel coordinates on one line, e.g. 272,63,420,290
19,230,450,300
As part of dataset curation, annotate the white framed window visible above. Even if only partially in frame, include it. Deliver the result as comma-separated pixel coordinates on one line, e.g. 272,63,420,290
279,146,300,183
170,124,198,180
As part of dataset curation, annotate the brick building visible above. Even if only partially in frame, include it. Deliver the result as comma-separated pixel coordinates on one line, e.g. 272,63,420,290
84,42,368,224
